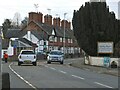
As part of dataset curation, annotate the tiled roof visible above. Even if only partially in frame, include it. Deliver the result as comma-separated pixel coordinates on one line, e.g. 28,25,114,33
5,29,26,39
11,38,38,47
5,21,76,40
36,22,75,39
2,39,9,49
31,30,48,40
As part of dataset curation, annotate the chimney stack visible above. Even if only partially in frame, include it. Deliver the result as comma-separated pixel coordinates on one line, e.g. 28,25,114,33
44,14,52,26
53,17,61,27
29,12,43,23
68,22,71,29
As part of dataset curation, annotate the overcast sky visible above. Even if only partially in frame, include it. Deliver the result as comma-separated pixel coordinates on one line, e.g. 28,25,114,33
0,0,119,26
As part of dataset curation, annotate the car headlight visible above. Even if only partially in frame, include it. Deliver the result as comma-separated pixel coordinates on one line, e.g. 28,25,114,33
47,56,51,60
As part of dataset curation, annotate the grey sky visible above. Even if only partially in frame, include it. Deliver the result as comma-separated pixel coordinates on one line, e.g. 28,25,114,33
0,0,119,26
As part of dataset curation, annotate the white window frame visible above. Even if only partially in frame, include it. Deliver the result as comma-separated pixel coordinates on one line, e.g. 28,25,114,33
63,38,65,43
68,39,70,43
60,38,62,42
49,36,54,41
54,37,57,42
71,39,73,43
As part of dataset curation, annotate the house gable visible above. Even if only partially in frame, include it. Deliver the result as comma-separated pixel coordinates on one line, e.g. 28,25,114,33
23,32,39,44
52,28,55,36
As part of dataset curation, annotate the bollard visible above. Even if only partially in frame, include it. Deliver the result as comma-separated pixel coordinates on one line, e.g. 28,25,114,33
2,72,10,90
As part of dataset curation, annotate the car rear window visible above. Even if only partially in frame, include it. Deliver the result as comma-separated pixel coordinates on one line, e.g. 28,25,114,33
21,51,35,54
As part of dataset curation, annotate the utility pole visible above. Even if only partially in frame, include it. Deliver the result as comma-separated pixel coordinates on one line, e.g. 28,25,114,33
0,28,2,73
0,28,2,89
63,13,67,54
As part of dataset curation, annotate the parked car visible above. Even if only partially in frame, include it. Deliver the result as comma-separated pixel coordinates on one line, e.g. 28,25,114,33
18,50,37,66
36,51,48,60
47,50,64,64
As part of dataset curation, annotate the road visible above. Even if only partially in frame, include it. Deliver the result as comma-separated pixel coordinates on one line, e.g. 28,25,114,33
2,58,118,89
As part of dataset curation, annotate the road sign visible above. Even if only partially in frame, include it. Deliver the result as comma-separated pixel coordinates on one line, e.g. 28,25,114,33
104,57,110,67
98,42,113,54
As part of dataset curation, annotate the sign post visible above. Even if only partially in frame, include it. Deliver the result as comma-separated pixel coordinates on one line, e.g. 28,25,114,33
97,42,113,68
104,57,110,67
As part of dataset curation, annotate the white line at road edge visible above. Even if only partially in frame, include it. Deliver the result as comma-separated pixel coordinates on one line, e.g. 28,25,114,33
94,82,113,88
9,63,37,90
59,70,67,74
71,75,85,80
50,67,56,70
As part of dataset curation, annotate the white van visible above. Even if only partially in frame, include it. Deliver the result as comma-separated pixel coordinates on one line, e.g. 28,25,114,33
18,50,37,66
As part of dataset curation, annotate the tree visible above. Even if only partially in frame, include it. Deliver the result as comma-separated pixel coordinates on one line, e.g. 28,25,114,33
2,19,12,38
72,2,120,56
21,17,28,28
12,12,21,27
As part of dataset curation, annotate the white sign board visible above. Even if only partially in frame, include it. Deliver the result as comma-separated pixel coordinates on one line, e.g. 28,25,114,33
98,42,113,54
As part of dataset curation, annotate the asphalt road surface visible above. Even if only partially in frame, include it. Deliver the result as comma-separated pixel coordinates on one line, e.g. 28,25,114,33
2,59,118,89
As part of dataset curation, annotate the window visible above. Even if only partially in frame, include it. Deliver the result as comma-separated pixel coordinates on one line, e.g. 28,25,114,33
21,51,35,54
60,38,62,42
44,41,46,45
63,38,65,42
54,37,57,42
49,36,54,41
71,39,73,43
68,39,71,43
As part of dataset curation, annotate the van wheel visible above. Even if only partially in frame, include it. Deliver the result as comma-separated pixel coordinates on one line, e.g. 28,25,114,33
18,62,21,66
33,62,37,66
60,61,63,64
47,61,51,64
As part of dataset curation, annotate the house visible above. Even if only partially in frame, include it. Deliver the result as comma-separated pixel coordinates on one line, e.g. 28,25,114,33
3,28,38,56
4,12,81,56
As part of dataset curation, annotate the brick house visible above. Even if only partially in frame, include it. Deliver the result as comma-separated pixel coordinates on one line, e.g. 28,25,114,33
24,12,80,54
5,12,81,55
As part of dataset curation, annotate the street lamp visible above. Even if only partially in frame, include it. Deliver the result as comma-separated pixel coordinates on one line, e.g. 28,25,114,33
63,13,67,54
0,28,2,73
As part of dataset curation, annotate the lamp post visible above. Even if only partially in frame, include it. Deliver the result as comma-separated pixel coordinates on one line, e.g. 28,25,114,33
0,28,1,89
63,13,67,54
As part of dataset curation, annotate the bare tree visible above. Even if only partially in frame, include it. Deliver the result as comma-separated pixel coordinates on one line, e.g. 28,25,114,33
12,12,21,27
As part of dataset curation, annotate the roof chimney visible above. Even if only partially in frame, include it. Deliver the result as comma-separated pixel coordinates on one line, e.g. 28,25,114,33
68,21,71,29
29,12,43,23
53,17,61,27
44,14,52,26
61,20,68,29
61,20,71,29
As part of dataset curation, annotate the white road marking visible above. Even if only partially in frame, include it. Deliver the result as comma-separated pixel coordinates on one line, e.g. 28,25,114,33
59,70,67,74
9,63,37,90
50,67,56,70
44,65,48,68
71,75,85,80
94,82,113,88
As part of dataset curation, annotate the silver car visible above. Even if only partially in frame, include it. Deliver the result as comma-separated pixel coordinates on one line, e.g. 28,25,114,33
47,50,64,64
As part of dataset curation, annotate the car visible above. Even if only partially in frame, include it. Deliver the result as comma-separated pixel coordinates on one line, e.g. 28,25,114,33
18,50,37,66
47,50,64,64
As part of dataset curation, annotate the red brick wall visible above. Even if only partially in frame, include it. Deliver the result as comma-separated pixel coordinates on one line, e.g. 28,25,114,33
53,17,61,27
29,12,43,23
61,20,71,29
44,14,52,26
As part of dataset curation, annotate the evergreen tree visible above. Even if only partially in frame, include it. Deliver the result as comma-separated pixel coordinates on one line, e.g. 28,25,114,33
72,2,120,56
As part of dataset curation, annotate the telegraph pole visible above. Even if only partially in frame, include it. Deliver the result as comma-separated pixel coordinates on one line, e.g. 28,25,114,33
63,13,67,54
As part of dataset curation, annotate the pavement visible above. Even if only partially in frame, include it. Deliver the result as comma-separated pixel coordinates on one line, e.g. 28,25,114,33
67,58,119,77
